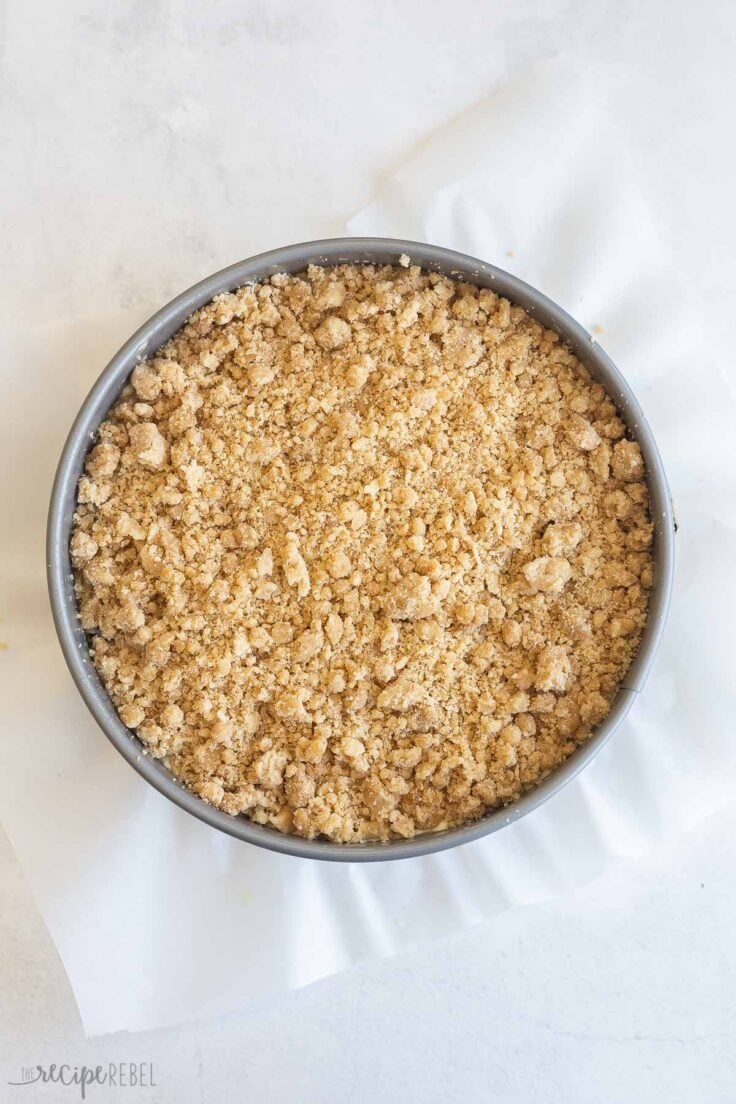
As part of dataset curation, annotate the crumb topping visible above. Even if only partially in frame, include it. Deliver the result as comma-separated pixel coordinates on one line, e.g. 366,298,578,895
71,263,653,843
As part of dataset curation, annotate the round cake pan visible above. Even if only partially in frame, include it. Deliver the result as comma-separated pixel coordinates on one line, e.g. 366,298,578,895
47,238,675,861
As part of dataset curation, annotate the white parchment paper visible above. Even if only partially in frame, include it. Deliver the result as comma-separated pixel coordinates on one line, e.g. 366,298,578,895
1,60,734,1036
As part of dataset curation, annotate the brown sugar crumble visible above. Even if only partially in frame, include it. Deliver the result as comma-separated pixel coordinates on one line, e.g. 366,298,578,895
71,264,654,843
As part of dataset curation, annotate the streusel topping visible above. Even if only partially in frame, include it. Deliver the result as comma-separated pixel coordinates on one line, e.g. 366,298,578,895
71,263,653,842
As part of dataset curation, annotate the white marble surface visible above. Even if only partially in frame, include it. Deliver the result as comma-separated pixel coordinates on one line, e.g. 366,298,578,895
2,0,735,1100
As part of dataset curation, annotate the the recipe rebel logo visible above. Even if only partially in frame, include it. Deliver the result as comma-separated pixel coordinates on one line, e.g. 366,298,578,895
8,1063,156,1098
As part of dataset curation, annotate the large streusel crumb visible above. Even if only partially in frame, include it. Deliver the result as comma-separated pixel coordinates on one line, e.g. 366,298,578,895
71,264,653,842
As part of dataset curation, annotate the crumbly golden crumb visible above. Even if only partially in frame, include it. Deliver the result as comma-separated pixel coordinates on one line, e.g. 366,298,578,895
72,264,653,843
